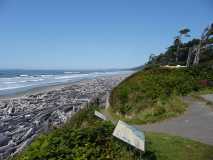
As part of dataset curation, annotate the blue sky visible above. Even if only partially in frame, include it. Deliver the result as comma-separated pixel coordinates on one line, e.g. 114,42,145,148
0,0,212,69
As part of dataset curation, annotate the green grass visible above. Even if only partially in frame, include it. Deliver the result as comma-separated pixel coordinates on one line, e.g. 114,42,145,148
190,87,213,96
107,96,186,124
145,132,213,160
110,67,213,124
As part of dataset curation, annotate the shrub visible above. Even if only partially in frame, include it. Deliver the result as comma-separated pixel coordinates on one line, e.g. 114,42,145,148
13,106,141,160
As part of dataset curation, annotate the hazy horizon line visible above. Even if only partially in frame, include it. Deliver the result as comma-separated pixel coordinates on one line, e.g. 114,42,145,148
0,67,136,71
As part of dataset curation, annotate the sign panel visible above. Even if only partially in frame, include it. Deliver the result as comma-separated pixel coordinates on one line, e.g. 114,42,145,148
113,120,145,152
94,110,107,120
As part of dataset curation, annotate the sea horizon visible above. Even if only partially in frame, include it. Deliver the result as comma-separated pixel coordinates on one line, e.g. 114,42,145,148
0,69,132,96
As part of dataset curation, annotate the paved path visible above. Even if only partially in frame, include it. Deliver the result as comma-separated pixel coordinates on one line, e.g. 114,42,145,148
135,96,213,145
201,94,213,103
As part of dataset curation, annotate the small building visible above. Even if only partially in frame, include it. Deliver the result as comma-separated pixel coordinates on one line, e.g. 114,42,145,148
161,65,186,69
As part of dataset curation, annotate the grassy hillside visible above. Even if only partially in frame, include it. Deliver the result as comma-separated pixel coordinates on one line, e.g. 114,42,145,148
110,67,213,124
13,105,213,160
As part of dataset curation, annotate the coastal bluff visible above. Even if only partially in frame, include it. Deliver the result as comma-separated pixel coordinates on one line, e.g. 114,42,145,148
0,73,131,160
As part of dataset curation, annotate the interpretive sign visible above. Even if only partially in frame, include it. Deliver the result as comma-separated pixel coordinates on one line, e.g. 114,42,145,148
112,120,145,152
94,110,107,120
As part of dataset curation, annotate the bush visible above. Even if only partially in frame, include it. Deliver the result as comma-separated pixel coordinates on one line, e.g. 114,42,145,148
13,106,141,160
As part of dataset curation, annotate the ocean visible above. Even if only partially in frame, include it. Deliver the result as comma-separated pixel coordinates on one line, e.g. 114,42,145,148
0,69,131,96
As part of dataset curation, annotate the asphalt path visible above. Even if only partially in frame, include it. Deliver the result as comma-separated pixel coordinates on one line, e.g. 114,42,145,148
135,96,213,145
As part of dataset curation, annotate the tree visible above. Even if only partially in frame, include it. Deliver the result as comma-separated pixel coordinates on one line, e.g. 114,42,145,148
148,54,156,63
179,28,190,36
206,23,213,39
175,28,190,62
174,36,181,62
193,23,213,65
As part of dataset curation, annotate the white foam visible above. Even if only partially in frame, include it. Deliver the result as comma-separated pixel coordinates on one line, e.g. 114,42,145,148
0,71,132,92
40,75,54,77
64,71,80,74
3,81,17,84
54,74,88,80
19,80,27,83
30,79,44,82
19,74,28,77
0,84,32,91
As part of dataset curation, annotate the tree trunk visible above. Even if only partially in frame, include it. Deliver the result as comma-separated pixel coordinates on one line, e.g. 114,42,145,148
186,47,192,67
176,45,180,62
193,44,201,65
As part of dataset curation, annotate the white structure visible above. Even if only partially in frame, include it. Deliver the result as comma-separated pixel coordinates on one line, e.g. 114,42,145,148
113,120,145,152
162,65,186,69
94,110,107,120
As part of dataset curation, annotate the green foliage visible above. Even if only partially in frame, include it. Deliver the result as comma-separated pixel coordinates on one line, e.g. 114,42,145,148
110,67,213,123
145,132,213,160
179,28,190,35
148,38,213,66
13,107,140,160
64,105,99,129
12,106,213,160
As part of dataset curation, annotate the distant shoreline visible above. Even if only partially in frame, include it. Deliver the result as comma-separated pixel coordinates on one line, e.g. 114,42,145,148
0,70,133,99
0,73,133,100
0,79,83,100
